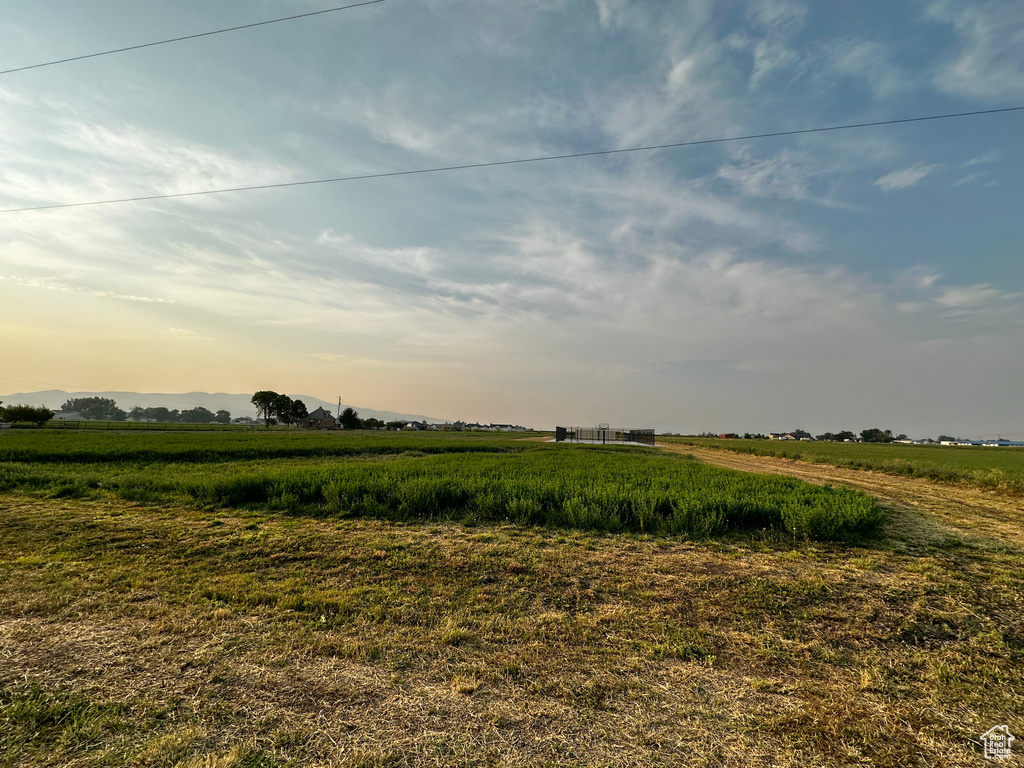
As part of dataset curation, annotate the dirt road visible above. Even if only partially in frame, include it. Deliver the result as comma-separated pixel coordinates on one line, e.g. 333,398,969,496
659,443,1023,545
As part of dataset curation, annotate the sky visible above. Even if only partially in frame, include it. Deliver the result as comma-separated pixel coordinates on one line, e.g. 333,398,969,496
1,0,1022,436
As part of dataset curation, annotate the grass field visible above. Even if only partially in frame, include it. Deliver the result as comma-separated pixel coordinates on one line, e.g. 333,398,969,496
37,420,257,432
663,437,1024,495
0,430,1020,766
0,431,881,542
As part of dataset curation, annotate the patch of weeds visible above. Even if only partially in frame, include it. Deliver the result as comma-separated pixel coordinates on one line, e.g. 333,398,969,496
339,751,406,768
571,679,613,710
440,625,477,647
657,631,716,662
135,727,208,767
450,676,480,695
0,683,137,765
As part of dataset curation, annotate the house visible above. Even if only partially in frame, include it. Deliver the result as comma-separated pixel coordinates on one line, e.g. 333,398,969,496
718,433,738,439
769,432,796,440
302,407,337,429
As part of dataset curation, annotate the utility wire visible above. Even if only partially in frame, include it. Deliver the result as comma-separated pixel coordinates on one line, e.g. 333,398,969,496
0,0,388,76
2,105,1022,215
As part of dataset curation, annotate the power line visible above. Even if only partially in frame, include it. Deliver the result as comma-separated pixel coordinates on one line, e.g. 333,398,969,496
2,106,1021,215
0,0,388,76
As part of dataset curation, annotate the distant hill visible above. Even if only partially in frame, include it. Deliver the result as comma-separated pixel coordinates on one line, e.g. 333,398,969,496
0,390,448,424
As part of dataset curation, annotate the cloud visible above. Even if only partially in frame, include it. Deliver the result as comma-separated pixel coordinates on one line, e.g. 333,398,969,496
827,39,906,98
926,0,1024,100
594,0,630,29
935,284,1001,308
748,0,808,32
0,87,294,211
1,275,174,304
716,150,813,200
167,327,211,340
961,151,1000,167
874,163,939,191
741,0,808,89
950,173,980,187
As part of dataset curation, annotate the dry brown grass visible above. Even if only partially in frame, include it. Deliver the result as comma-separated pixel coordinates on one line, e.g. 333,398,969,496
1,475,1022,766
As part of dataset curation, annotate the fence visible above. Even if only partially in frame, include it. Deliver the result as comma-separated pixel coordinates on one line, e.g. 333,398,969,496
555,426,656,446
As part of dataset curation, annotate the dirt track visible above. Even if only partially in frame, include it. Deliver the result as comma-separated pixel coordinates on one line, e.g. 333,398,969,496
659,443,1024,546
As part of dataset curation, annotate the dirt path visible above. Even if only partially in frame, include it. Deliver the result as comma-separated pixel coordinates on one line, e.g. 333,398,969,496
660,443,1024,546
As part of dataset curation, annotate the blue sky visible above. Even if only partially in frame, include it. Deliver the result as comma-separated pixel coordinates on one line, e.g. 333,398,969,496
1,0,1022,436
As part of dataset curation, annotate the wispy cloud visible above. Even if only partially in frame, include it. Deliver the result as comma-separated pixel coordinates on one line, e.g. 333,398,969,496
961,151,1000,167
0,87,294,210
926,0,1024,100
167,327,211,340
827,38,907,98
716,150,813,200
874,163,939,191
1,275,174,304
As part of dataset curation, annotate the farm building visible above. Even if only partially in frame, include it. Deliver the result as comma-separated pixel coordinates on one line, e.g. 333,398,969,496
302,407,337,429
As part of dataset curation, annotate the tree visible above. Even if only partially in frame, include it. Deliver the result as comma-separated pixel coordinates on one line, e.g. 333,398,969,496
0,404,54,427
860,428,894,443
362,417,384,430
339,407,362,430
179,407,215,423
272,394,296,425
290,400,308,424
938,434,957,442
790,428,812,440
386,420,408,431
214,410,232,424
836,430,856,442
61,397,125,420
251,391,279,428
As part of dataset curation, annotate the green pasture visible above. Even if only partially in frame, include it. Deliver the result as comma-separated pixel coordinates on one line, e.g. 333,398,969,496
40,419,254,431
0,428,527,464
663,437,1024,494
0,430,881,541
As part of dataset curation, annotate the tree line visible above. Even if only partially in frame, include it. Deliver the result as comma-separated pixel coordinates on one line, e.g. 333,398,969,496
128,406,232,423
251,391,309,427
703,428,918,443
337,406,404,431
58,397,232,423
0,402,54,426
250,392,407,430
0,397,236,426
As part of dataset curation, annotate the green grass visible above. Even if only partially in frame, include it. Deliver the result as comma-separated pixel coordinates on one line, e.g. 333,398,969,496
40,419,256,432
0,429,530,464
0,431,882,541
664,437,1024,494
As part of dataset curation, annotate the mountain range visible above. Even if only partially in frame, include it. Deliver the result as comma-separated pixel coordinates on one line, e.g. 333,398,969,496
0,391,447,425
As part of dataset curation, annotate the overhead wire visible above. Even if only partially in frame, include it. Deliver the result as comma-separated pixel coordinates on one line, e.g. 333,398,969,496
0,0,388,76
1,106,1021,215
